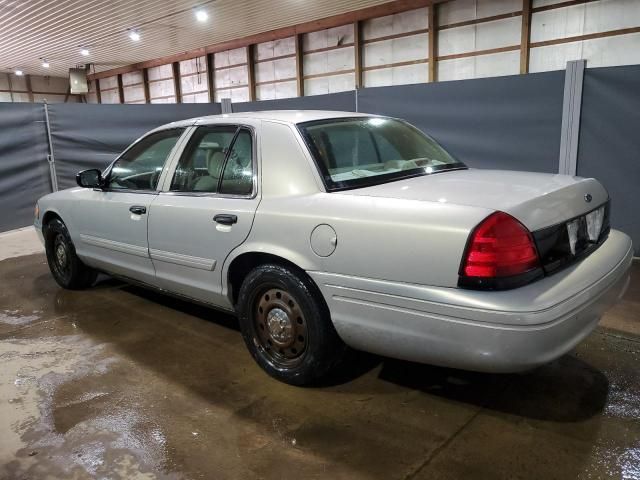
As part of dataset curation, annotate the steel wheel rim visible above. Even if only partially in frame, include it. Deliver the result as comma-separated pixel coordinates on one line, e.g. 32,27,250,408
52,234,71,281
253,287,308,367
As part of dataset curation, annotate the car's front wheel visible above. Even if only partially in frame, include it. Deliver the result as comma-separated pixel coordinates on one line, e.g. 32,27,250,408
237,263,347,385
44,218,97,290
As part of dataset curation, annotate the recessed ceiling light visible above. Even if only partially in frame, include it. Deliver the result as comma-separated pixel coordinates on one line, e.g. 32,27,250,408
14,69,23,76
81,48,90,56
129,29,141,41
195,9,208,22
42,60,50,68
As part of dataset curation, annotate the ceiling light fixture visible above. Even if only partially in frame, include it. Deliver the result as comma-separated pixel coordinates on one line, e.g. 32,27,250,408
41,59,50,68
81,48,90,56
129,29,141,41
195,9,208,22
14,69,23,76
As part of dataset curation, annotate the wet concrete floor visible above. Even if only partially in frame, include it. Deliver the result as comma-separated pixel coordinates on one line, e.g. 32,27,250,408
0,254,639,479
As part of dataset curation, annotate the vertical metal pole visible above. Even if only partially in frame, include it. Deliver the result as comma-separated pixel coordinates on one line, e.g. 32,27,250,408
558,59,586,176
43,101,59,192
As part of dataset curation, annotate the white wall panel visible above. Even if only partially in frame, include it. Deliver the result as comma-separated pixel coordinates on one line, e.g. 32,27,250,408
124,84,145,103
530,32,640,72
99,75,119,91
304,72,355,95
256,37,295,60
304,24,354,51
257,80,297,100
147,64,172,81
363,7,428,39
180,56,207,75
533,0,573,7
149,79,175,99
255,57,297,83
122,71,143,86
363,33,429,67
215,65,249,89
150,96,176,104
30,75,68,93
438,50,520,81
438,0,521,25
32,93,67,103
0,92,12,102
215,47,247,67
215,87,249,102
182,92,209,103
304,47,355,75
531,0,640,43
180,74,208,94
0,74,9,90
11,93,30,102
364,62,428,87
439,17,521,56
101,89,120,104
9,75,28,91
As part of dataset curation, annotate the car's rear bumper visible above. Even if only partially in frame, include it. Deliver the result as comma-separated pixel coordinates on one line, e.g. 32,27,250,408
309,229,633,373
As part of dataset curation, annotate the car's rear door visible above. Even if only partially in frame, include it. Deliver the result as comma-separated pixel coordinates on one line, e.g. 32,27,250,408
147,123,260,307
72,128,186,284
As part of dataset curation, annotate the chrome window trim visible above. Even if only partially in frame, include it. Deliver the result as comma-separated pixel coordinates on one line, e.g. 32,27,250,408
160,122,259,200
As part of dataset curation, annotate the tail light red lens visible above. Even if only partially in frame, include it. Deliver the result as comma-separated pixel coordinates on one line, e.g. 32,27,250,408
462,212,540,279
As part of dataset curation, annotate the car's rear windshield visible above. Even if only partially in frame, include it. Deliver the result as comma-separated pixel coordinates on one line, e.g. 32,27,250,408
298,117,466,191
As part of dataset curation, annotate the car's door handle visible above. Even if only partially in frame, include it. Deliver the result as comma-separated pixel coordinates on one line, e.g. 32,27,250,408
129,205,147,215
213,214,238,225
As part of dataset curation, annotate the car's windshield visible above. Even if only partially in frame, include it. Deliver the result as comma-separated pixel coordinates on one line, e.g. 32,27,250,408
298,117,466,191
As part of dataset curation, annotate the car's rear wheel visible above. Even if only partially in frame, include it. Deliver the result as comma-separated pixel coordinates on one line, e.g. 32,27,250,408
237,263,347,385
44,218,97,289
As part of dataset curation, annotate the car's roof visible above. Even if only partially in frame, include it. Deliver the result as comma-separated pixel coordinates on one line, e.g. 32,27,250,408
160,110,375,129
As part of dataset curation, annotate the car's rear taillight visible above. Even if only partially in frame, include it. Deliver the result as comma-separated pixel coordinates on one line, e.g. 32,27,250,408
459,212,543,290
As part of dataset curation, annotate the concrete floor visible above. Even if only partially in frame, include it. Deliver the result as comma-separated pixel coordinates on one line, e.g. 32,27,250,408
0,229,639,480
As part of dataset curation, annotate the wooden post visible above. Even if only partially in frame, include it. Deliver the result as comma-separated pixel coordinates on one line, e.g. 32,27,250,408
520,0,532,74
206,53,215,102
142,68,150,103
428,3,438,83
354,21,363,89
95,79,102,104
117,74,125,103
247,45,256,101
295,33,304,97
172,61,182,103
25,74,34,102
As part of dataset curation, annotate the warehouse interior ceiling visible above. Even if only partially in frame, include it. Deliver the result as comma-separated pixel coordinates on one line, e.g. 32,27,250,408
0,0,427,77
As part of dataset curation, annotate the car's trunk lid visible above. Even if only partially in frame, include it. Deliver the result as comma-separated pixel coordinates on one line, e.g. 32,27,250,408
338,168,609,232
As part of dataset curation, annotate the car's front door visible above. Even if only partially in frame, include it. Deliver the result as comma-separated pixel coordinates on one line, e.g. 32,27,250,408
147,124,260,307
72,128,186,284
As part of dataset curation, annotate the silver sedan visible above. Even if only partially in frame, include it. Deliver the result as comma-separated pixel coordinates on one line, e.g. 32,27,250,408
34,111,633,385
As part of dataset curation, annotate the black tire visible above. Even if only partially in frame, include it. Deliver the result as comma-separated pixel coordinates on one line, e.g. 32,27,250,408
237,263,347,386
44,218,98,290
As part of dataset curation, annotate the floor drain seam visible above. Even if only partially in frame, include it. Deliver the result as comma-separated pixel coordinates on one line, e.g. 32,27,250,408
402,406,484,480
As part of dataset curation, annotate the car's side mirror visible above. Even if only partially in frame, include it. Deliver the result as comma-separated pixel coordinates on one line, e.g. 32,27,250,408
76,169,103,188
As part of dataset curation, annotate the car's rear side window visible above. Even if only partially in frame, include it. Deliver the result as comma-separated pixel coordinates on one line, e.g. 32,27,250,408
170,125,254,196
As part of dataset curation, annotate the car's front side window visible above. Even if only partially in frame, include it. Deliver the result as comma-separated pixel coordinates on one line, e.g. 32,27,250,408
298,117,466,191
170,125,254,196
107,129,184,191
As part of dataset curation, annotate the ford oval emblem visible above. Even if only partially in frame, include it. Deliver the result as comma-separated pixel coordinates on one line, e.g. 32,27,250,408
584,193,592,203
